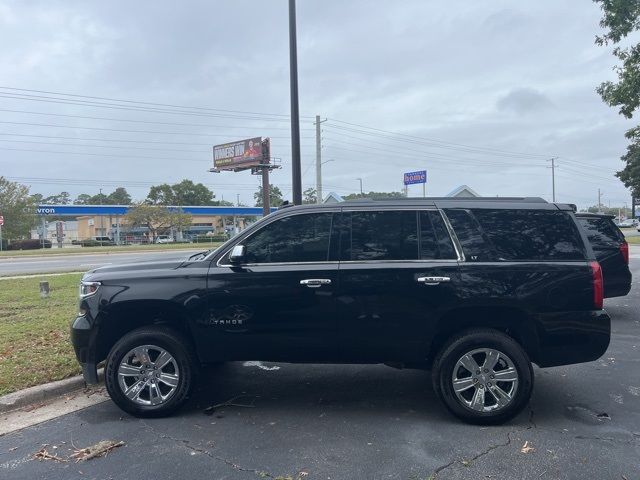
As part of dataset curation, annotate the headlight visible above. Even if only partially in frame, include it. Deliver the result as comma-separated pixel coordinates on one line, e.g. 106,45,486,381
79,281,101,298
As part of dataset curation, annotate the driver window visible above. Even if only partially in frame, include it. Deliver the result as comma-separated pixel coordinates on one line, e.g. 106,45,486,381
242,213,333,263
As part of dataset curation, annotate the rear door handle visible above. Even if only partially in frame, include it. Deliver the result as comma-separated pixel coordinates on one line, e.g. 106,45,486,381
417,276,451,285
300,278,332,288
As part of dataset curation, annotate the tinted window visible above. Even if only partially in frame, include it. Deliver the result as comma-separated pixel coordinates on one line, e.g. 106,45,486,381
420,211,456,259
345,211,418,260
577,217,624,249
472,209,585,261
444,209,491,261
243,213,333,263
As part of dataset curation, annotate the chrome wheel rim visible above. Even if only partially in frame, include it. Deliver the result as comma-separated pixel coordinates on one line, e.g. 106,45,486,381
451,348,518,413
117,345,180,406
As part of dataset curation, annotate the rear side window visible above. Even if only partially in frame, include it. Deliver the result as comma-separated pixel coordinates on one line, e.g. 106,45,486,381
345,211,419,260
577,217,624,249
471,209,585,261
243,213,333,263
443,209,491,261
419,211,457,259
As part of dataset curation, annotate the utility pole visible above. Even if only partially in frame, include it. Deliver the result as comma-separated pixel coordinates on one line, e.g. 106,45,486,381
547,157,557,202
357,178,363,196
236,194,240,206
598,188,602,213
288,0,302,205
315,115,327,204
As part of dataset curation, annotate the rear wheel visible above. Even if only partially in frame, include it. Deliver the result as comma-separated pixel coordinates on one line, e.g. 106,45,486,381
432,329,533,425
105,327,196,417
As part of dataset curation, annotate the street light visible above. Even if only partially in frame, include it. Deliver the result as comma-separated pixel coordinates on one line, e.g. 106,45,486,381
316,159,334,204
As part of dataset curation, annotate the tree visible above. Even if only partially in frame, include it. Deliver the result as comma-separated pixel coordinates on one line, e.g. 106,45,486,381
303,187,317,204
0,177,36,240
147,179,215,206
107,187,132,205
254,184,284,207
343,191,406,200
88,193,109,205
42,191,71,204
594,0,640,197
74,194,92,205
125,203,192,241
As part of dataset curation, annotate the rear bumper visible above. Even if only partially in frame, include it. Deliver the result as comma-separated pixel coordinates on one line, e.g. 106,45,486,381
533,310,610,368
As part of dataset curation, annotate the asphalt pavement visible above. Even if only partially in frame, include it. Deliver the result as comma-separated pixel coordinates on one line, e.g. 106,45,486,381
0,249,205,276
1,252,639,479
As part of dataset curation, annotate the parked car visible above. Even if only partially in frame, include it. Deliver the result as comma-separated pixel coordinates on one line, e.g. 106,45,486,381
155,235,175,244
575,213,631,298
71,198,609,425
616,219,637,228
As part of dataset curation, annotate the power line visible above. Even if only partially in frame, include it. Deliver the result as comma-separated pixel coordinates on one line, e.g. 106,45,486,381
325,120,550,159
0,120,314,139
0,108,315,131
0,86,315,119
0,132,314,149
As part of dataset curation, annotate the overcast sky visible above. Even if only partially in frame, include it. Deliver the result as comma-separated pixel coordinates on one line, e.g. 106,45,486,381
0,0,634,208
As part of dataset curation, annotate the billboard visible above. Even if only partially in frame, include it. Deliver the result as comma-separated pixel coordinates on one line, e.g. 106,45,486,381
404,170,427,185
213,137,264,171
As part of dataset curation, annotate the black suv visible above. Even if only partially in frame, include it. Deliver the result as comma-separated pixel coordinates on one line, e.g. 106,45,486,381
71,198,610,424
575,213,631,298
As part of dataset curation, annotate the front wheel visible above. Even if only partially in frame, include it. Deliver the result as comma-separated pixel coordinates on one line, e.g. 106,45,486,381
105,327,196,418
432,329,533,425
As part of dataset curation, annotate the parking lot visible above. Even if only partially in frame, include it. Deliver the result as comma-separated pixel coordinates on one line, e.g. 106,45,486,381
1,254,638,480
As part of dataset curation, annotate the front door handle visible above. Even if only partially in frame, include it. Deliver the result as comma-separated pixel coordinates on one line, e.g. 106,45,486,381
300,278,332,288
417,276,451,286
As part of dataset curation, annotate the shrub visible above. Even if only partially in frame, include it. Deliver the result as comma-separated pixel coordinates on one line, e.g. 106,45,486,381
193,235,228,243
8,239,52,250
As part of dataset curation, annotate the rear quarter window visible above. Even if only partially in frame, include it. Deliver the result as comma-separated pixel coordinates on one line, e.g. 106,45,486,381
577,217,624,249
470,209,586,261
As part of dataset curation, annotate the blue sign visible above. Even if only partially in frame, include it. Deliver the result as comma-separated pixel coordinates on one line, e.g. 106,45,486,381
37,205,277,217
403,170,427,185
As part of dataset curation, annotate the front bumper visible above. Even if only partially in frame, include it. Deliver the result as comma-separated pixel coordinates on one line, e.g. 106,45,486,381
71,314,100,384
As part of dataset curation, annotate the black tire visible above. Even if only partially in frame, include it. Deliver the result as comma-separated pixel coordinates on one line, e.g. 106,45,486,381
105,326,196,418
432,329,533,425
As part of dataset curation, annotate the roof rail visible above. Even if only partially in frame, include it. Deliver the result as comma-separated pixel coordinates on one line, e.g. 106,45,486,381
345,196,548,203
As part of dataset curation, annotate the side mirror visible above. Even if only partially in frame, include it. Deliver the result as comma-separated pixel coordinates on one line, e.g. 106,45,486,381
229,245,246,264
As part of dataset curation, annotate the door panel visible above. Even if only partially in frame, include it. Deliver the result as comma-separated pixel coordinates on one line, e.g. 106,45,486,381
199,263,338,361
198,211,340,362
335,209,461,362
336,262,460,361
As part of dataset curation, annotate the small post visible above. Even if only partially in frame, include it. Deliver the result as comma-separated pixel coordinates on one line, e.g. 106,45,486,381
39,281,50,299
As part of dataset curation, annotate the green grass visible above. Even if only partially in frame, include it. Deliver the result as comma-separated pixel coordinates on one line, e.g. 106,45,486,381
626,236,640,244
0,242,222,258
0,273,83,396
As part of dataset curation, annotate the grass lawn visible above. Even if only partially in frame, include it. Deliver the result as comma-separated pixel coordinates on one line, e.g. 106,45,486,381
0,273,82,396
0,242,222,258
626,236,640,244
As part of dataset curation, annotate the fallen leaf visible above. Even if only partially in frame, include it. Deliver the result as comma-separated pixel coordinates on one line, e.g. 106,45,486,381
520,441,535,454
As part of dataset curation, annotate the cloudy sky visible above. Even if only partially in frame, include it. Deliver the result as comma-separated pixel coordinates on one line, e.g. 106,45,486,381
0,0,634,208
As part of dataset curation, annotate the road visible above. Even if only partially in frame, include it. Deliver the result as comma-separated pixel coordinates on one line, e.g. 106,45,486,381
0,249,207,276
1,253,639,479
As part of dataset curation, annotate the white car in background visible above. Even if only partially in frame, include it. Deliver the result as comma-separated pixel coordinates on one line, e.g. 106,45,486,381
154,235,175,244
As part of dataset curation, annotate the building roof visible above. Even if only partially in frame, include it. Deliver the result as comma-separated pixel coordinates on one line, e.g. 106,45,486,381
445,185,480,197
323,192,344,203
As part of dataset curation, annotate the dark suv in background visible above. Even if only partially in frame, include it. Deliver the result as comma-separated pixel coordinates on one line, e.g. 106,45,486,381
71,198,610,425
575,213,631,298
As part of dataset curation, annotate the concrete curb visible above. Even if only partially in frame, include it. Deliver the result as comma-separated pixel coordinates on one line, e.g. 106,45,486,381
0,369,104,414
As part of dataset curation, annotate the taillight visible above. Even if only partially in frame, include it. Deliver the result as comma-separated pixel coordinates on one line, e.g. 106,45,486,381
590,261,603,310
620,241,629,265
